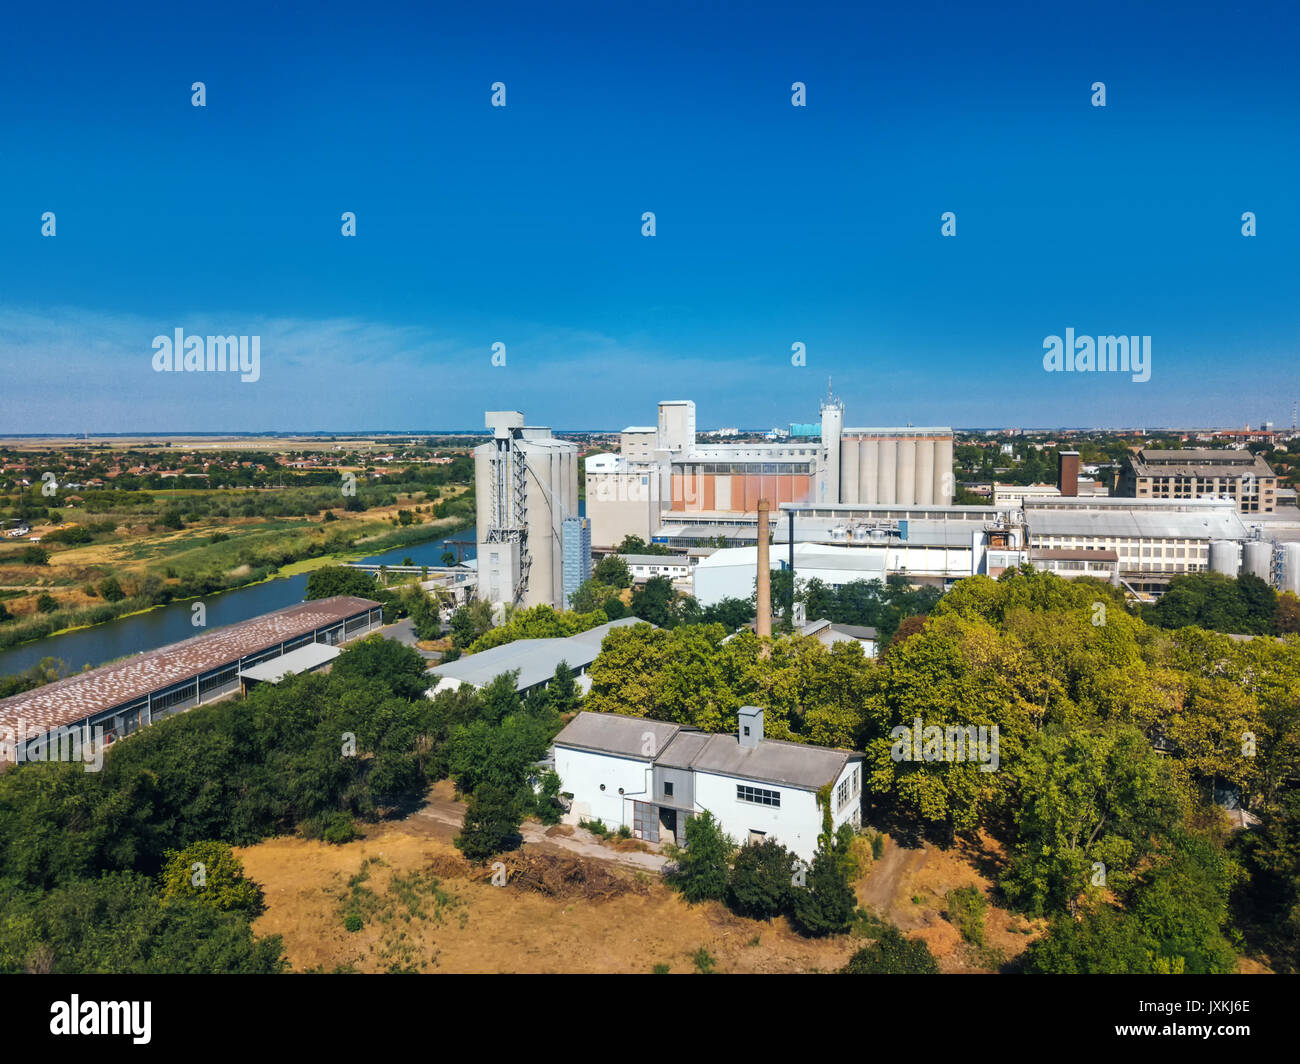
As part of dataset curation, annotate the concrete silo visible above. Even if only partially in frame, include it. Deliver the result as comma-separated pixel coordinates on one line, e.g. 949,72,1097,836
915,437,935,508
934,434,954,504
860,437,879,505
877,437,897,504
475,412,578,609
840,434,860,505
896,438,917,506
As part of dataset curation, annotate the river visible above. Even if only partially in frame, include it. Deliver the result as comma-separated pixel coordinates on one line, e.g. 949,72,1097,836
0,524,477,678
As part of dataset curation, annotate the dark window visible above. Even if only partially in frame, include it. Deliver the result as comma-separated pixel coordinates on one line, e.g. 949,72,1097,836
664,781,674,797
737,784,780,807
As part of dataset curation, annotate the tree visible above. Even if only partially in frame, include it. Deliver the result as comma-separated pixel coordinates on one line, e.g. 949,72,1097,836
21,546,48,566
601,595,627,619
728,838,795,919
455,783,524,860
36,593,58,614
667,810,733,903
161,508,185,530
842,925,939,974
617,534,671,556
545,661,581,715
305,565,382,601
632,576,678,627
160,841,265,916
791,838,857,936
329,636,429,700
1023,905,1157,974
593,554,632,589
99,575,126,603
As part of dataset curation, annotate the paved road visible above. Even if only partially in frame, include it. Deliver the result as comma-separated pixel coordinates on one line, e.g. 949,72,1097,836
382,619,441,661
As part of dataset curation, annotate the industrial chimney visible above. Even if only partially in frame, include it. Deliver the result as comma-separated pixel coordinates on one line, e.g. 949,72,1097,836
756,498,772,648
1058,450,1080,497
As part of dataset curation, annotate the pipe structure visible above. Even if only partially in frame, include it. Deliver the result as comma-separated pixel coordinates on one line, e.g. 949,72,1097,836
756,499,772,648
788,509,795,622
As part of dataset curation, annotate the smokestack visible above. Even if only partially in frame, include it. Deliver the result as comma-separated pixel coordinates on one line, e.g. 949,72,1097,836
1058,450,1080,497
756,499,771,647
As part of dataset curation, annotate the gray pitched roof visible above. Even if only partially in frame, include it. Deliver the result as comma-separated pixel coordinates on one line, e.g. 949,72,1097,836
688,734,855,791
553,711,860,790
552,713,682,760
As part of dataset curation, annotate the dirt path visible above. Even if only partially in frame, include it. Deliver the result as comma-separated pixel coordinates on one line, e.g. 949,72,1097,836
408,783,670,874
858,836,929,927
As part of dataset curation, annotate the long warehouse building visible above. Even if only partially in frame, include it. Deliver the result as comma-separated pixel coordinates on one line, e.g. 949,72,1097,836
0,595,381,767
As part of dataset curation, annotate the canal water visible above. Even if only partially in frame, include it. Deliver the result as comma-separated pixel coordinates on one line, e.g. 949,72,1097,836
0,525,477,678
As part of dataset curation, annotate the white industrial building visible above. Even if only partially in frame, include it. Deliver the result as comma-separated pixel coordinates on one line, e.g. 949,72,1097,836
552,707,862,861
584,394,955,550
475,411,580,609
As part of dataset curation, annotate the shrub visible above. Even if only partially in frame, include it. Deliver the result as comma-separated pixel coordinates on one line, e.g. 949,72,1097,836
456,784,524,861
944,886,988,946
667,810,733,904
99,575,126,603
36,593,59,614
842,925,939,974
344,913,363,933
691,947,716,974
728,838,795,920
791,844,857,937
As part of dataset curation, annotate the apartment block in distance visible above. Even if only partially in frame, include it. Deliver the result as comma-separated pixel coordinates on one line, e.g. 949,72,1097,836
1118,448,1278,513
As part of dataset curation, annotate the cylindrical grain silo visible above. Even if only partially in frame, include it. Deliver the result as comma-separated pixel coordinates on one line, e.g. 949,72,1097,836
915,438,935,508
1209,540,1239,576
1283,543,1300,594
896,438,916,506
935,436,954,504
1243,540,1272,581
841,435,860,505
878,437,897,504
860,438,879,506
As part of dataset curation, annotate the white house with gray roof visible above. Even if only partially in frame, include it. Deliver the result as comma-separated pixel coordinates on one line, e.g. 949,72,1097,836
552,707,862,861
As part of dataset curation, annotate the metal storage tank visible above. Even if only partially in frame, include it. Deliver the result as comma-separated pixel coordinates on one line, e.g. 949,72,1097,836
897,439,917,506
878,438,897,504
915,438,935,508
935,436,954,504
1243,540,1273,581
840,435,860,504
860,438,879,505
1208,540,1240,576
1284,543,1300,595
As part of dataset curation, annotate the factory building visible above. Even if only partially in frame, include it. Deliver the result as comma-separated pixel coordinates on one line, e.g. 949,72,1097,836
0,596,381,768
1118,448,1279,513
584,395,954,550
687,495,1273,604
475,411,580,609
1021,497,1250,595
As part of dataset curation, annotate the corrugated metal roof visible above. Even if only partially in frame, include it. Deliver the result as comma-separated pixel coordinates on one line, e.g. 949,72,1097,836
0,596,379,737
428,617,645,691
1027,507,1247,540
239,641,341,683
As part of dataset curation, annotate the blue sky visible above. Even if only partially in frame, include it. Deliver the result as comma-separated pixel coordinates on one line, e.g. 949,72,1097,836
1,0,1297,433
